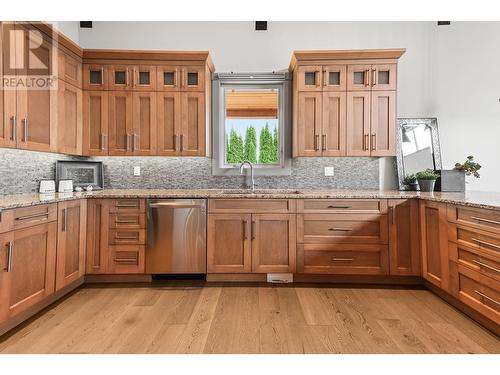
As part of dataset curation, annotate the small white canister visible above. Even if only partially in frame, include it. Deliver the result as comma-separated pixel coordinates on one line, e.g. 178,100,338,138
58,179,74,193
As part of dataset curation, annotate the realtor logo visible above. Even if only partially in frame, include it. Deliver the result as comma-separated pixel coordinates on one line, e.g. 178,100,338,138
2,22,58,90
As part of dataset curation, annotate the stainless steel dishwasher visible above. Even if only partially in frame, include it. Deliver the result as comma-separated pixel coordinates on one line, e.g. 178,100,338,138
146,199,207,274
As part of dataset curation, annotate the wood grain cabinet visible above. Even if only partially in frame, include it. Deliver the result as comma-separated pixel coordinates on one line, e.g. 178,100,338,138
388,199,420,276
420,200,450,291
86,199,110,274
56,200,86,290
108,91,133,155
83,64,107,90
82,90,108,155
157,92,181,155
57,81,83,155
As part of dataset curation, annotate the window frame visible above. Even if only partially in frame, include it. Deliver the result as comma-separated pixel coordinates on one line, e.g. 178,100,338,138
212,72,292,176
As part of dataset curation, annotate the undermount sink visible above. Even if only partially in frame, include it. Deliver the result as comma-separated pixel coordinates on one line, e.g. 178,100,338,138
221,189,303,195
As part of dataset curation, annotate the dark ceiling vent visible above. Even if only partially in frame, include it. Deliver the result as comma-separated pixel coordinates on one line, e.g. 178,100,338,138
437,21,451,26
255,21,267,31
80,21,93,28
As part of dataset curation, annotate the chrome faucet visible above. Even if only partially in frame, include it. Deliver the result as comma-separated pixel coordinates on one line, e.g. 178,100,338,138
239,160,255,191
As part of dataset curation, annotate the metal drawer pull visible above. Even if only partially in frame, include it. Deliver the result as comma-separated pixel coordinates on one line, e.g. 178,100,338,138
470,216,500,226
471,238,500,251
332,257,354,262
15,212,49,221
327,205,351,209
114,258,138,263
149,203,202,209
11,116,17,141
474,290,500,307
62,208,68,232
115,235,139,240
472,260,500,274
5,241,13,272
115,220,139,224
115,204,139,208
251,221,256,240
243,220,248,240
328,227,352,232
23,117,29,142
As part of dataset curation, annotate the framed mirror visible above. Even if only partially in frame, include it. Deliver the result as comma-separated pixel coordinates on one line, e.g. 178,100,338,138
396,118,442,190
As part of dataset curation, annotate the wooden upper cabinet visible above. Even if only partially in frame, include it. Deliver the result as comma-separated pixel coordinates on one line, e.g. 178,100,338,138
56,200,86,291
346,91,371,156
251,213,296,273
83,90,108,155
108,91,133,155
57,80,83,155
0,222,57,321
322,91,346,156
371,64,397,90
297,65,322,91
322,65,346,91
58,49,82,88
132,91,157,155
388,199,420,276
370,90,396,156
420,200,450,291
347,64,371,91
181,92,205,155
157,66,180,91
132,65,156,91
207,213,252,273
157,92,181,155
295,91,322,156
180,66,205,91
107,65,133,91
83,64,107,90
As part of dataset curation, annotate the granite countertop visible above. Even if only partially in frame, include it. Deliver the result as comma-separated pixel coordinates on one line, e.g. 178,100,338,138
0,189,499,211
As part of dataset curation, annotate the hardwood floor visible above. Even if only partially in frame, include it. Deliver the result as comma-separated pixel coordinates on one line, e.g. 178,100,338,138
0,283,498,354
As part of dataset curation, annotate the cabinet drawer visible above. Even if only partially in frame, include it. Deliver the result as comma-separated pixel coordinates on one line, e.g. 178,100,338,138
449,242,500,282
108,199,146,213
0,209,14,233
12,204,57,230
109,245,145,274
109,213,146,229
297,199,387,213
452,225,500,254
455,264,499,323
298,213,388,244
297,243,389,275
109,229,145,245
448,205,500,235
208,199,295,213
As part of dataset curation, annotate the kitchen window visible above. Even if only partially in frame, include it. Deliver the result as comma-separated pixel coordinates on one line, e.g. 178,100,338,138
212,73,292,176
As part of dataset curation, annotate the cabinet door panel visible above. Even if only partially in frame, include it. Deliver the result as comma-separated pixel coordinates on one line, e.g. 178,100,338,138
297,65,322,91
323,65,346,91
132,92,156,155
181,92,205,156
132,65,156,91
58,81,82,155
388,199,420,276
346,91,371,156
83,91,108,155
251,214,296,273
181,66,205,92
0,23,17,148
157,92,181,155
86,199,110,274
157,66,180,92
108,65,133,90
108,91,133,155
83,64,107,90
371,64,397,90
56,200,86,290
370,90,395,156
347,64,371,91
207,214,251,273
109,245,145,274
322,91,346,156
296,92,322,156
58,49,82,87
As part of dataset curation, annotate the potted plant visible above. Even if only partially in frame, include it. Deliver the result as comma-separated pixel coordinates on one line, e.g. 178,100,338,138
454,155,481,178
415,169,440,192
403,174,419,191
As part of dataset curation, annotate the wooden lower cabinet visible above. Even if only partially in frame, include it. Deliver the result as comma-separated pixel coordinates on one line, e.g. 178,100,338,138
420,200,450,291
388,199,420,275
108,245,145,274
86,199,110,274
0,222,57,322
56,200,86,290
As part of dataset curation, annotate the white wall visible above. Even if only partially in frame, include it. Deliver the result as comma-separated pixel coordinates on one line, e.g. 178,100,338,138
51,21,79,44
431,22,500,191
68,21,498,191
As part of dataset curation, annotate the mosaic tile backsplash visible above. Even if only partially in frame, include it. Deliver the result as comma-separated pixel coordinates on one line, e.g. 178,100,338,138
0,148,380,195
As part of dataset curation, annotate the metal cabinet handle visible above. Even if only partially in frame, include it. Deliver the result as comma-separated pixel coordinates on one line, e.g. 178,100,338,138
115,204,139,208
364,134,369,150
101,67,104,84
327,205,351,209
472,260,500,274
115,235,139,240
474,290,500,307
11,116,17,141
472,237,500,251
322,135,326,151
243,220,248,240
323,70,327,87
15,212,49,221
371,134,376,151
181,68,186,88
314,135,320,151
125,68,129,86
173,134,178,151
372,68,377,86
5,241,13,272
114,258,138,263
133,134,138,151
62,207,68,232
390,206,396,224
115,219,139,224
251,221,256,240
22,117,29,142
133,68,136,87
470,216,500,226
101,134,105,150
180,134,184,152
328,227,352,232
332,257,354,262
364,70,370,86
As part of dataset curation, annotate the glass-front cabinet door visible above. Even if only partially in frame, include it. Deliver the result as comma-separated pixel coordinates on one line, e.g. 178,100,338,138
181,66,205,92
322,65,346,91
371,64,397,90
157,66,180,91
108,65,133,90
297,65,322,91
133,65,157,91
347,64,371,91
83,64,107,90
